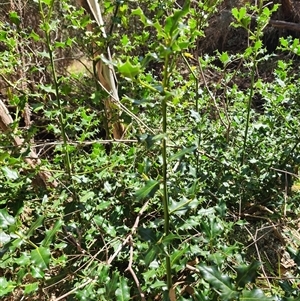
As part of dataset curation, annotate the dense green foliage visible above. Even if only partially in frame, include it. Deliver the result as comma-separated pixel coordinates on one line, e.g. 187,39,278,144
0,0,300,300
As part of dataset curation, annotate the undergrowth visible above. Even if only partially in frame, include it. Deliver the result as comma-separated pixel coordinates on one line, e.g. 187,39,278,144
0,0,300,300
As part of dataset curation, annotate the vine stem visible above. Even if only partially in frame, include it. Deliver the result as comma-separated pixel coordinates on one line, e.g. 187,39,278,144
38,0,74,188
162,53,172,290
241,64,255,166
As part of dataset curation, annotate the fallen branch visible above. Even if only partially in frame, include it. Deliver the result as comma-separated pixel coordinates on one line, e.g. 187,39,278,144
269,19,300,32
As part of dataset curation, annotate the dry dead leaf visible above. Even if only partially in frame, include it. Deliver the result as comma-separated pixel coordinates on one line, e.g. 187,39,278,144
169,287,176,301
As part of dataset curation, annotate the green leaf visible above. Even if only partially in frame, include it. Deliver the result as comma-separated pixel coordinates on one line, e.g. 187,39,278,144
231,7,251,28
29,30,40,41
169,145,197,161
93,216,116,237
199,264,238,300
14,252,30,265
0,231,11,245
115,277,130,301
10,238,24,251
207,252,226,266
219,52,230,65
16,267,26,283
9,11,20,26
201,217,223,239
42,219,63,248
131,7,153,27
0,277,8,287
142,268,157,283
171,245,189,266
24,282,39,295
150,280,166,289
152,133,168,142
169,197,198,215
30,266,45,278
145,245,161,266
254,40,262,51
232,7,246,20
161,233,182,245
164,0,190,37
80,191,95,203
0,209,15,228
240,288,275,300
30,246,50,269
135,180,159,200
190,109,201,122
0,151,9,162
0,277,16,297
280,37,288,48
104,181,112,193
117,59,141,79
96,201,111,211
105,269,119,296
26,215,44,237
236,261,260,288
1,166,18,180
37,51,50,59
40,0,52,6
138,227,157,242
137,133,166,149
39,84,55,93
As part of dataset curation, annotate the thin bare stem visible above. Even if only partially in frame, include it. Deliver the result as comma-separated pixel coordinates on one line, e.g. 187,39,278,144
125,235,146,301
244,226,271,289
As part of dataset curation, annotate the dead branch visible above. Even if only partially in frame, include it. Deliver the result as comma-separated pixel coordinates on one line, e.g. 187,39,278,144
269,19,300,32
126,235,146,301
244,226,271,289
77,0,125,139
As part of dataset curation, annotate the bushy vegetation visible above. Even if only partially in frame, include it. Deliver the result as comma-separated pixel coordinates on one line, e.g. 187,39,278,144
0,0,300,300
